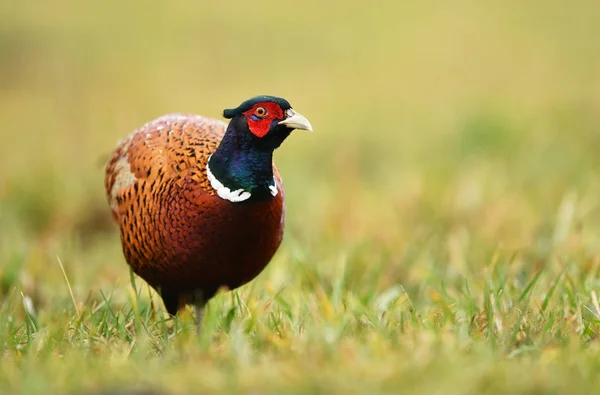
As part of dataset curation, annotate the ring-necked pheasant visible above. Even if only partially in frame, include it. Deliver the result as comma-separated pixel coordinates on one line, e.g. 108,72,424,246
104,95,312,326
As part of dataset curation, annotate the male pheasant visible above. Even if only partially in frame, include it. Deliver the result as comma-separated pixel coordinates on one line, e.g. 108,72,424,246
104,95,312,326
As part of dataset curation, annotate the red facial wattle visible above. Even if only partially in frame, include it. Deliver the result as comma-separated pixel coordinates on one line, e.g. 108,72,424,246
245,117,271,138
243,102,284,138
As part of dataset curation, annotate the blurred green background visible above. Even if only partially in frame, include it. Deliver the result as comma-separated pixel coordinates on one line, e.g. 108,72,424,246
2,0,600,393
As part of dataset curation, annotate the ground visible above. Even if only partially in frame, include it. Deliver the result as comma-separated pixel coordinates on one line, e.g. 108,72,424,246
1,1,600,394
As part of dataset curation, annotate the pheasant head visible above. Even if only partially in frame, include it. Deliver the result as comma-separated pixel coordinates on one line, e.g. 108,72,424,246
208,96,312,202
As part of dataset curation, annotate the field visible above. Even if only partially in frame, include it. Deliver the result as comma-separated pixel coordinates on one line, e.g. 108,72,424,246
2,0,600,393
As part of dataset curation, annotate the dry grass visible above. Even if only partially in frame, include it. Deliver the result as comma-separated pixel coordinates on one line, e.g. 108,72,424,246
2,0,600,393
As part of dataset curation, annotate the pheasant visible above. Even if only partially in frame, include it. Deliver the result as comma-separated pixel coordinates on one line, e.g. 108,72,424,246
104,95,312,326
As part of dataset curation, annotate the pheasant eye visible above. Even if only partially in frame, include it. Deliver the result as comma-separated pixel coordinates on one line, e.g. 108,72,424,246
254,107,267,117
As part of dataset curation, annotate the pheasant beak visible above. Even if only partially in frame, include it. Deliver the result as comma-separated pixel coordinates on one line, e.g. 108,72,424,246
278,109,313,132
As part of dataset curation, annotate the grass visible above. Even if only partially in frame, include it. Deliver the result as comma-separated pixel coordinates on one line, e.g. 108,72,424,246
2,0,600,393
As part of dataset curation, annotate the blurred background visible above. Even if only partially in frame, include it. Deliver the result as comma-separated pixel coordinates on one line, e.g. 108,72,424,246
1,0,600,318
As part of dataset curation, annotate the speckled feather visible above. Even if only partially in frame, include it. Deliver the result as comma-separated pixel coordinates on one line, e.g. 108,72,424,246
104,114,285,314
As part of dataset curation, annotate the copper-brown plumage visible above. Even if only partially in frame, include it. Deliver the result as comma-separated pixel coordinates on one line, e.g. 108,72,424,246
104,96,312,324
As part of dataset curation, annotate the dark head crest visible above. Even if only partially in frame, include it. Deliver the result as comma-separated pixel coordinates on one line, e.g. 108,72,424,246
223,95,292,119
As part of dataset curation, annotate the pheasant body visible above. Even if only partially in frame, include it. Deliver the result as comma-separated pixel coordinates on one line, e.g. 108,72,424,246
105,96,312,319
